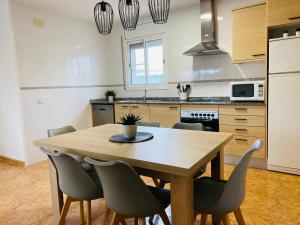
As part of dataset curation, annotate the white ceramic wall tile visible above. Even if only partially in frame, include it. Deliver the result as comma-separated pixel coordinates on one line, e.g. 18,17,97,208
0,0,25,161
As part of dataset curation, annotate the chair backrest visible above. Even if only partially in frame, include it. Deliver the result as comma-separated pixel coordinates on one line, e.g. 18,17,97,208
172,122,204,131
47,125,76,137
40,148,102,200
212,140,263,214
137,122,160,127
84,158,163,218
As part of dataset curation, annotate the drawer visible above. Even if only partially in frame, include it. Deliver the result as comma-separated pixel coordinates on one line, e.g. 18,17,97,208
220,115,265,127
149,104,180,128
130,104,150,122
220,125,265,138
219,105,265,116
224,136,266,158
114,104,130,123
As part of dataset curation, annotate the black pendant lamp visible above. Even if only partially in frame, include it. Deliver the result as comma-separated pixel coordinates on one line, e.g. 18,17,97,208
118,0,140,31
94,1,114,35
148,0,170,24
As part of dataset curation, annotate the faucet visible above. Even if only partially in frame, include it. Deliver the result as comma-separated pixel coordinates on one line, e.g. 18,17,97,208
143,89,148,101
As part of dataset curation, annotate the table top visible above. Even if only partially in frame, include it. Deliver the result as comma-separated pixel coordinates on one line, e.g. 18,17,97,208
34,124,233,177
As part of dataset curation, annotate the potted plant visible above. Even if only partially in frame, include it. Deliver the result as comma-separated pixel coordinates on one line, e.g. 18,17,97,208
105,90,116,102
119,113,142,139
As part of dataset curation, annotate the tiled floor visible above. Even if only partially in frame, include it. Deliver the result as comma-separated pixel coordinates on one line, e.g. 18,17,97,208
0,161,299,225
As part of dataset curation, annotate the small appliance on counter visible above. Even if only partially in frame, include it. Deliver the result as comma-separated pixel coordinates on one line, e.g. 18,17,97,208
230,80,264,101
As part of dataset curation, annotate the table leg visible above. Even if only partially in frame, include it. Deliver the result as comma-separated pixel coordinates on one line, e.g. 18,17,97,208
48,160,64,225
170,175,194,225
211,147,225,225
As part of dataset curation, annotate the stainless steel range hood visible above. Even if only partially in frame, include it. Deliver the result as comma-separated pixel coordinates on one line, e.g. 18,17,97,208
183,0,227,56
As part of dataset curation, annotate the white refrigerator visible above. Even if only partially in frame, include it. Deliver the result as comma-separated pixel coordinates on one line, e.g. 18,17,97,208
268,36,300,175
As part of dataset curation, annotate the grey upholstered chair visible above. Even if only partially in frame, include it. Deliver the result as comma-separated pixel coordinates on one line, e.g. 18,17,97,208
85,158,171,225
194,140,263,225
40,149,103,225
137,122,160,127
172,122,204,131
47,126,98,177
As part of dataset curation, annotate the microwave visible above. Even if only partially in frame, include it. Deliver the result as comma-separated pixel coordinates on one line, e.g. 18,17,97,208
230,81,264,101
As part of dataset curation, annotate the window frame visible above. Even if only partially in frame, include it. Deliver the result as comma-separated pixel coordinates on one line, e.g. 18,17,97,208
123,34,168,90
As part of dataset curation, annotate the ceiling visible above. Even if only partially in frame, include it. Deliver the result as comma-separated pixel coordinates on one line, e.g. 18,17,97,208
14,0,200,23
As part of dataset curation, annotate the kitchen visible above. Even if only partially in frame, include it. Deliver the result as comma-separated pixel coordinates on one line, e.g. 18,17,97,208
0,0,299,225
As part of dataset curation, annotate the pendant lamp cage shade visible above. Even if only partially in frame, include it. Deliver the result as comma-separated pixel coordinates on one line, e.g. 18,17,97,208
118,0,140,31
94,1,114,35
149,0,170,24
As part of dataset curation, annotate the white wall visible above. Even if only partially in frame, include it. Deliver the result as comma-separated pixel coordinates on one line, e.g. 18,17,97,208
0,0,25,161
11,2,110,164
104,0,265,98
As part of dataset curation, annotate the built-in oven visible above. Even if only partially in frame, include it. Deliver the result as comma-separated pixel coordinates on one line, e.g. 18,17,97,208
230,81,264,101
180,109,219,132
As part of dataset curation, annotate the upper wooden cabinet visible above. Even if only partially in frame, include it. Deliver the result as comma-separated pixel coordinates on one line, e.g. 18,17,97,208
149,104,180,128
267,0,300,27
232,3,267,63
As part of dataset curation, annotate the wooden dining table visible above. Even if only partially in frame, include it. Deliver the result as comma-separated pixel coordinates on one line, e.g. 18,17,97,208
34,124,233,225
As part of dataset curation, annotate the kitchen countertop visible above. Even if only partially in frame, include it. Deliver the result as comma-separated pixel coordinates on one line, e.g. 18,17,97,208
90,97,266,106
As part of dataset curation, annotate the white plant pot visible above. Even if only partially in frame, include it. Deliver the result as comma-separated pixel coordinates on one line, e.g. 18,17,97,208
108,96,114,102
296,31,300,37
122,124,137,139
180,92,188,101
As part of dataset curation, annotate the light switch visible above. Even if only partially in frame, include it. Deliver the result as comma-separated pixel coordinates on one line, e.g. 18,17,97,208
33,18,44,28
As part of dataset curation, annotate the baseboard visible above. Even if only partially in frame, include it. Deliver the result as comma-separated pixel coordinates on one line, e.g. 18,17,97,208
268,164,300,175
225,154,267,169
0,155,25,167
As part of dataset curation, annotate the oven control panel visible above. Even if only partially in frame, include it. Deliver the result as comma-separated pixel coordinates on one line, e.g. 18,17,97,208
181,110,219,120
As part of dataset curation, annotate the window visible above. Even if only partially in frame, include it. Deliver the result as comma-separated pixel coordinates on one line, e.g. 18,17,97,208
124,35,167,90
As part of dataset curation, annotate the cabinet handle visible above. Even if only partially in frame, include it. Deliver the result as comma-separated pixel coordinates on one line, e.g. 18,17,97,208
169,106,178,110
235,138,248,142
252,54,265,57
289,16,300,20
131,106,139,109
121,106,128,108
235,128,248,131
235,107,248,111
235,118,247,121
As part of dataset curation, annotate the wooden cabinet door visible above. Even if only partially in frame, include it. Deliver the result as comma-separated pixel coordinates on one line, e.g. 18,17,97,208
114,104,130,123
232,3,266,63
267,0,300,27
130,104,150,122
149,104,180,128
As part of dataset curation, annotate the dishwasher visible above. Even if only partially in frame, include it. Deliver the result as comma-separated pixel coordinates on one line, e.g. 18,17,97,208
92,104,115,126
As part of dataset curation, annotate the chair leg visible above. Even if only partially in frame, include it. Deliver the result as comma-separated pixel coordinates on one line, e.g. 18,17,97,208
221,214,231,225
134,218,139,225
200,214,208,225
234,208,245,225
57,196,72,225
159,210,171,225
79,201,84,225
158,180,167,188
110,212,120,225
85,200,92,225
138,218,146,225
152,178,159,187
120,218,128,225
148,215,154,224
